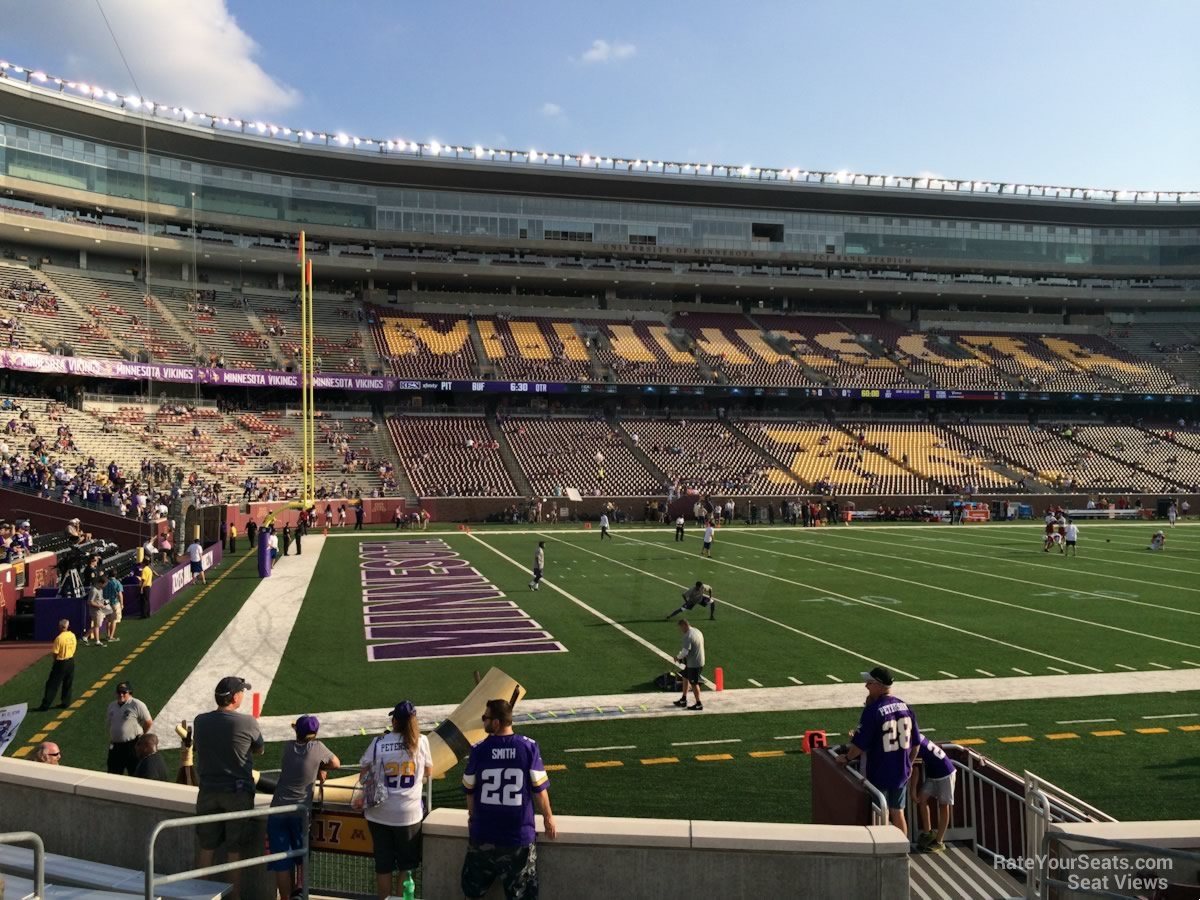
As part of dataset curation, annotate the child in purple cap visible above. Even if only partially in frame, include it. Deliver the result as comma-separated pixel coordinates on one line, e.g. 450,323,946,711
268,714,339,899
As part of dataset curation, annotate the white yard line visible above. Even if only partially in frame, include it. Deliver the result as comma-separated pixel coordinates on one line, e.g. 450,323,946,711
938,671,959,679
865,529,1200,600
787,676,804,685
1056,718,1117,725
240,669,1200,744
975,669,995,677
625,531,1101,674
465,532,714,688
564,745,637,753
543,532,919,679
1142,713,1198,720
747,678,763,687
671,738,743,747
1149,662,1173,669
1012,668,1032,675
155,537,327,746
718,532,1200,654
1115,663,1138,671
965,722,1028,730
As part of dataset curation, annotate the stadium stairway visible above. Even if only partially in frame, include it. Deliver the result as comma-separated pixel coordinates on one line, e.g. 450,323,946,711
241,300,288,369
36,269,133,359
142,290,199,359
486,418,534,496
909,844,1023,900
612,418,668,485
724,417,809,489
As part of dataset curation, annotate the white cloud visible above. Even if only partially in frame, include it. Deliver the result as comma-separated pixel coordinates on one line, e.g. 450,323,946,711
4,0,299,117
581,39,636,64
540,102,563,118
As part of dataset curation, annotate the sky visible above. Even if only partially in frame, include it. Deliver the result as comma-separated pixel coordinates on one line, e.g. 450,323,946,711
1,0,1197,192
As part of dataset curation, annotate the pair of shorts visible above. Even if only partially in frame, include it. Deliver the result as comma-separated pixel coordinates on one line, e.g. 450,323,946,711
110,603,122,624
196,790,256,852
918,771,956,806
190,560,203,574
682,666,703,685
462,842,537,900
879,784,908,810
367,820,422,874
91,607,107,626
267,811,307,872
702,541,712,550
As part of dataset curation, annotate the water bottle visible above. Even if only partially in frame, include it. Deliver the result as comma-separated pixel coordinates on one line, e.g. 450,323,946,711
402,874,416,900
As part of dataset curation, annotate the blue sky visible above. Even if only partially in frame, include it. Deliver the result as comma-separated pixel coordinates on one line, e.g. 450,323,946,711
3,0,1197,190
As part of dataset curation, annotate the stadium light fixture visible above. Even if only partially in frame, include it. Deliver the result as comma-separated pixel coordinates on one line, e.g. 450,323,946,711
430,141,441,155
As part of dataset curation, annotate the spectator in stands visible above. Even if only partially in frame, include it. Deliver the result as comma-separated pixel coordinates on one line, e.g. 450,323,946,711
133,733,169,781
914,734,956,853
355,701,431,900
837,667,918,835
270,715,339,900
673,619,706,711
65,516,88,545
194,676,264,900
180,534,207,584
32,741,62,764
105,681,153,775
35,618,76,711
462,698,555,900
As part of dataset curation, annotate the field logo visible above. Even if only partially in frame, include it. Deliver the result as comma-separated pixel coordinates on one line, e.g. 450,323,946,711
360,539,565,662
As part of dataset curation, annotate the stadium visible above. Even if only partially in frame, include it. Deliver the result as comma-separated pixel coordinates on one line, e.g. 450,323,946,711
0,43,1198,900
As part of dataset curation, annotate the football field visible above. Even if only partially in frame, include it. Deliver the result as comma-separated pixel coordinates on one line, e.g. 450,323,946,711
5,519,1199,824
269,520,1200,712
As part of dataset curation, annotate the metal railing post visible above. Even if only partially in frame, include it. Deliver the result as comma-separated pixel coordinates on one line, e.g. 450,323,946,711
144,801,309,900
0,832,46,900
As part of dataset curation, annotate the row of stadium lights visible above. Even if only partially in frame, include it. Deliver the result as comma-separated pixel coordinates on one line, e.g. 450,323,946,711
4,60,1199,205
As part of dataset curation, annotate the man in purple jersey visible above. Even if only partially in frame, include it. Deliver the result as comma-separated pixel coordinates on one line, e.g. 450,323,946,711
462,699,557,900
914,733,956,853
837,666,918,835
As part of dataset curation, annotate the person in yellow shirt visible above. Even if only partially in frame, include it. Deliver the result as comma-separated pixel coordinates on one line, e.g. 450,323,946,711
36,619,76,711
140,562,154,619
229,523,238,553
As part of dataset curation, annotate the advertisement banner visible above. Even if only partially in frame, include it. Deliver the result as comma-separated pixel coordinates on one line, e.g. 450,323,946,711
0,702,28,756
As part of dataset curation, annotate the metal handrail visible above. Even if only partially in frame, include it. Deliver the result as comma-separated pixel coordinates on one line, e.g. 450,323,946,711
144,801,308,900
0,831,45,900
1038,831,1200,900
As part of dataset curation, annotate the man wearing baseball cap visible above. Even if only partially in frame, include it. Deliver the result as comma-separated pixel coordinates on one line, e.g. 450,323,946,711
270,715,339,900
836,666,921,836
193,676,264,900
104,681,153,775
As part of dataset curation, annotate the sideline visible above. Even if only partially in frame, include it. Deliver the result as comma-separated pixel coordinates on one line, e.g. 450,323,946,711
154,537,326,748
249,667,1200,743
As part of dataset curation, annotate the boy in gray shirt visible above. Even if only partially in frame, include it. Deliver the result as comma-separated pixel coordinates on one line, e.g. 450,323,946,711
270,715,339,900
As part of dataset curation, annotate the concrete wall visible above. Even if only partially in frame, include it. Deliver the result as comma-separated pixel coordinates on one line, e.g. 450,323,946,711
421,808,910,900
0,757,273,899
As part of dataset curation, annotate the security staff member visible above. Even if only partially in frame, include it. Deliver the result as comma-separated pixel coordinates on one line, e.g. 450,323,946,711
36,619,76,711
105,681,153,775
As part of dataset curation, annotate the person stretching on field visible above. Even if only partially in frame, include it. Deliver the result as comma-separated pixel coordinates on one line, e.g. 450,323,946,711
666,581,716,621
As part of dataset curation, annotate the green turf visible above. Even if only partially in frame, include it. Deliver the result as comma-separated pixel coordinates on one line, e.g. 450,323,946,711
5,521,1198,823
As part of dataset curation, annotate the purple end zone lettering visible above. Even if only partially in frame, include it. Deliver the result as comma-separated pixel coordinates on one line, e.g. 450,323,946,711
359,539,565,662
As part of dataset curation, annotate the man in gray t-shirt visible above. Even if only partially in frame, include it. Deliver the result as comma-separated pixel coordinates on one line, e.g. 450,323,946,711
193,676,264,896
674,620,706,711
269,715,340,900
